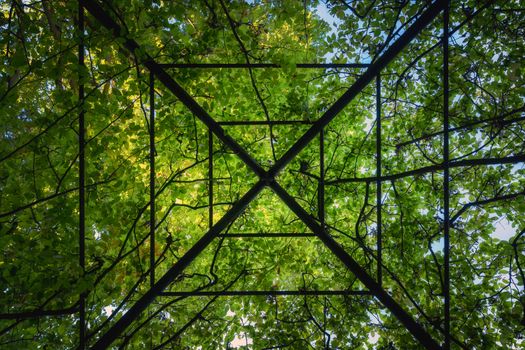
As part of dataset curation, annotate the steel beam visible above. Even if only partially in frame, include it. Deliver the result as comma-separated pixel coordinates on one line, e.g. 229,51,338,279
89,181,265,349
81,1,446,348
218,120,313,126
443,3,451,349
78,2,86,349
79,0,266,179
0,305,79,320
219,232,316,238
376,74,383,286
268,0,447,178
208,130,213,229
149,71,156,289
160,63,369,69
268,181,442,350
160,290,371,297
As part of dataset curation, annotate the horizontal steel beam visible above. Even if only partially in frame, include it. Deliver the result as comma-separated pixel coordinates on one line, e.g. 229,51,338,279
218,120,314,126
0,305,79,320
160,290,370,296
160,63,369,69
219,232,316,238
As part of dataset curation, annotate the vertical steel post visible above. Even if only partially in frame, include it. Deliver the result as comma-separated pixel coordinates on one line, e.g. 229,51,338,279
149,72,155,288
443,2,450,349
78,2,86,348
319,129,325,226
209,131,213,229
376,74,382,286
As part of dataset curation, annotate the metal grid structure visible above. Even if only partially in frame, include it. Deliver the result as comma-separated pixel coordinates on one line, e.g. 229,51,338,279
153,62,380,294
3,0,524,349
77,1,447,348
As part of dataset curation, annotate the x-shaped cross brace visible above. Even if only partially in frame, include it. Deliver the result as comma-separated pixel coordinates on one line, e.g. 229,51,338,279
81,0,447,348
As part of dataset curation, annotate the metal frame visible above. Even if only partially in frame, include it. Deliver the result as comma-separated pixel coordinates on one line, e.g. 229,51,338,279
4,2,524,350
153,74,380,295
76,0,447,349
78,0,446,348
60,0,522,349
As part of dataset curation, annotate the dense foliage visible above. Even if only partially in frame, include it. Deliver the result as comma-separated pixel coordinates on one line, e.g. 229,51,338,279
0,0,524,349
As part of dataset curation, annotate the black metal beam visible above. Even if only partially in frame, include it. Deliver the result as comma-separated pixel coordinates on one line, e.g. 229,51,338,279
0,305,80,320
78,2,86,349
160,290,371,297
89,181,266,350
319,129,325,226
149,71,156,289
268,181,442,350
208,130,213,229
219,232,316,238
218,120,313,126
160,63,369,69
443,3,451,349
376,74,382,286
80,0,266,180
267,0,447,178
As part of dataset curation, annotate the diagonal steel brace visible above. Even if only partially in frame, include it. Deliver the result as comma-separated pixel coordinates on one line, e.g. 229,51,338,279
81,0,446,348
79,0,266,179
269,181,442,349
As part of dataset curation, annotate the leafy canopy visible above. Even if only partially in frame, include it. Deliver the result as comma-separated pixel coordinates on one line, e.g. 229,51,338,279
0,0,524,349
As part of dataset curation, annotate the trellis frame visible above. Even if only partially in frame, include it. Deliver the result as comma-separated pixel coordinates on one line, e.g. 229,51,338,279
68,0,521,349
75,0,447,348
152,63,381,298
0,0,525,349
